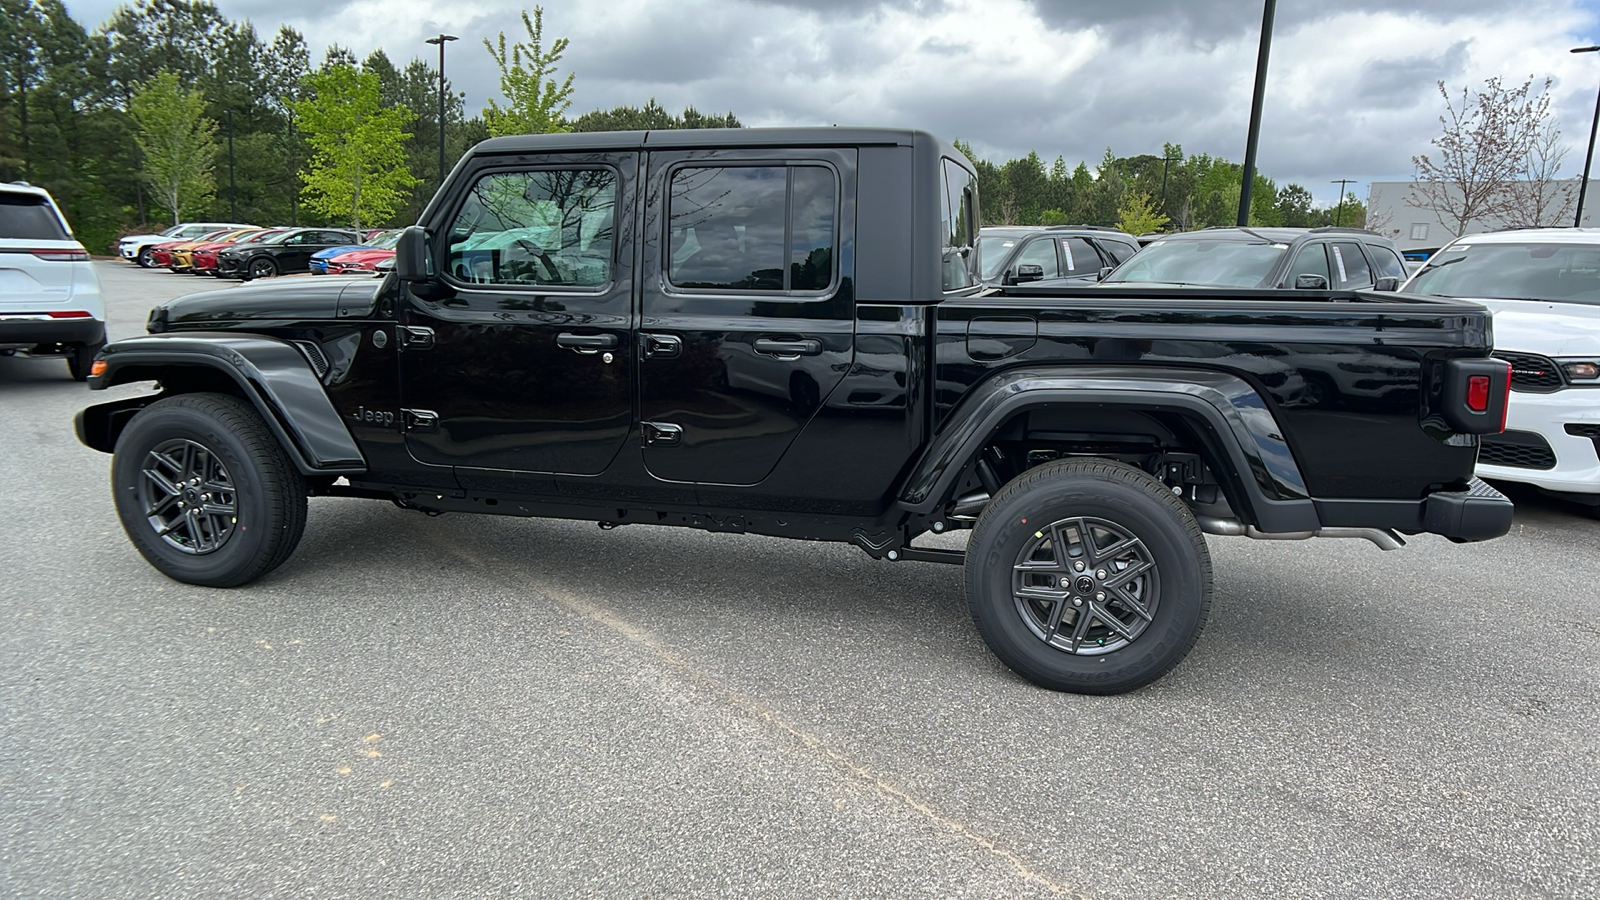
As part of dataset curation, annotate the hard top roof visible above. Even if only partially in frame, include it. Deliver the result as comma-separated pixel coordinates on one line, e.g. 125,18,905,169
1155,226,1388,244
471,126,926,157
1444,227,1600,245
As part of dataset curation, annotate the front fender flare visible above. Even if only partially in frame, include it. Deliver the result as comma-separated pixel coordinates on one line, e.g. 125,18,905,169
78,332,366,474
897,366,1320,533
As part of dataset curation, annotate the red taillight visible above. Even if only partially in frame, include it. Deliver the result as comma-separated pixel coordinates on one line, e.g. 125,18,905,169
1466,375,1490,412
30,249,90,261
46,310,92,318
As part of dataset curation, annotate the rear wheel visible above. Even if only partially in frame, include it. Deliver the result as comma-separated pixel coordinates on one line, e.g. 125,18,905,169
66,340,102,382
112,393,307,587
965,458,1212,694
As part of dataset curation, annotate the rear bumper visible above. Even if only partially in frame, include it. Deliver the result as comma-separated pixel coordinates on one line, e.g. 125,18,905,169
0,315,106,348
1313,478,1515,542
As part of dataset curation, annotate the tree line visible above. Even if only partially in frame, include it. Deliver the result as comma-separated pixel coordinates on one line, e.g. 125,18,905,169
0,0,738,251
6,0,1386,255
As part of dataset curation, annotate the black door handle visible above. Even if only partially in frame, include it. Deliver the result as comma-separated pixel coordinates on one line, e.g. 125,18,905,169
557,332,619,353
753,338,822,357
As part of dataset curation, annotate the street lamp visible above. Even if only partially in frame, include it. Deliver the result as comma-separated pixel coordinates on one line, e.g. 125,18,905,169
1159,154,1181,212
1571,45,1600,227
1238,0,1277,226
1331,178,1351,227
425,34,459,191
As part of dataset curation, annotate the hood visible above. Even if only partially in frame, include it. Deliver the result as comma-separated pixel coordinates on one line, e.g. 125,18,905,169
150,275,381,332
1470,298,1600,357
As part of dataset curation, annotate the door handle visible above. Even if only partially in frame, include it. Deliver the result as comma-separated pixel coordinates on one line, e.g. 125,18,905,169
399,326,434,349
753,338,822,358
557,332,619,354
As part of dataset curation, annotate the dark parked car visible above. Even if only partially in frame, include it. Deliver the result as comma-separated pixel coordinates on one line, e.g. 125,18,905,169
215,228,362,280
1101,227,1408,291
977,225,1140,287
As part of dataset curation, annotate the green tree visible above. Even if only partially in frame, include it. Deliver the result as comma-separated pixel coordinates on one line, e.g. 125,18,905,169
129,69,216,225
1277,183,1313,227
483,7,573,137
571,98,739,132
291,63,417,229
1116,191,1170,235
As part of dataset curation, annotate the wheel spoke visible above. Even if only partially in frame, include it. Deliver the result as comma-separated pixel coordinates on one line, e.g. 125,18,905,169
1096,537,1139,563
1067,603,1094,652
1041,598,1067,644
144,493,180,518
1092,605,1137,640
1107,584,1154,621
142,466,181,497
200,501,235,517
1016,585,1069,604
1103,558,1154,589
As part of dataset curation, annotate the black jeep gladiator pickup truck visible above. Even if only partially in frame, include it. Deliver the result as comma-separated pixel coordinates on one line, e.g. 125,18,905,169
76,128,1515,694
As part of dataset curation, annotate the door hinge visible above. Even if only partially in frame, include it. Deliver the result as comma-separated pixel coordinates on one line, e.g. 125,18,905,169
641,333,682,359
399,326,435,349
641,421,682,447
402,408,439,432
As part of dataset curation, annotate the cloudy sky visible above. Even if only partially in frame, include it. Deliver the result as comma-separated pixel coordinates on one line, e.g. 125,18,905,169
60,0,1600,205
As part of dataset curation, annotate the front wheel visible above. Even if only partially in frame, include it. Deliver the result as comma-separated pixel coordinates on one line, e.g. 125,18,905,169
112,393,307,587
136,246,155,267
965,458,1212,694
246,257,278,280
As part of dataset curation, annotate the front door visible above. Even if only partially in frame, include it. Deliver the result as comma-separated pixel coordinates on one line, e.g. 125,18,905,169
637,148,856,485
399,152,638,481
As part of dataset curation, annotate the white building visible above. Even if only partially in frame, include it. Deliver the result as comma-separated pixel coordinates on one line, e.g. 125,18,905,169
1365,178,1600,252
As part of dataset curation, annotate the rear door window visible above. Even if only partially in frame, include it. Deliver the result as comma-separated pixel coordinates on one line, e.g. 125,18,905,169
1059,237,1099,274
1330,242,1374,287
666,164,837,293
0,194,70,241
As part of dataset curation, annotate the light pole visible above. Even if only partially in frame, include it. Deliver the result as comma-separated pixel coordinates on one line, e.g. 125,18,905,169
1238,0,1277,226
1330,178,1351,227
1160,154,1181,214
1572,45,1600,227
425,34,459,191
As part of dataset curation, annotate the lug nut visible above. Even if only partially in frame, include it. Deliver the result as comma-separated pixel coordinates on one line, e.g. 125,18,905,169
1072,598,1084,607
1096,569,1107,579
1074,561,1086,572
1095,591,1105,602
1059,576,1072,588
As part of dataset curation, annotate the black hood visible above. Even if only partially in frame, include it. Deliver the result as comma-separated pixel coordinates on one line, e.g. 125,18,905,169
149,275,381,332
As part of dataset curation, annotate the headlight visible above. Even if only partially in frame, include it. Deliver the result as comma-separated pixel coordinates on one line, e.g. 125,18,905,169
1558,359,1600,382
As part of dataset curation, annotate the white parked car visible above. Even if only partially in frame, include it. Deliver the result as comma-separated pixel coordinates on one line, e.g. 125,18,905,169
1402,228,1600,514
118,221,251,267
0,182,106,380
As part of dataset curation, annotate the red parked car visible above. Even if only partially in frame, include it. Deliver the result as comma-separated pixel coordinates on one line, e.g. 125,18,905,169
150,229,232,268
192,228,285,276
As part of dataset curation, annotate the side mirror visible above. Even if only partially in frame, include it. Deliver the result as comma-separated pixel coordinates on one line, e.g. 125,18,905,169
1098,266,1114,281
394,226,432,283
1014,263,1044,284
1373,276,1400,292
1294,274,1330,290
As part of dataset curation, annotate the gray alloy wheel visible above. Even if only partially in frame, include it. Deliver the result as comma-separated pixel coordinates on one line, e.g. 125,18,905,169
247,256,278,279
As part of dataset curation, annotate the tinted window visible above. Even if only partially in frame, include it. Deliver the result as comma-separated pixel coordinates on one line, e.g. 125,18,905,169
1287,244,1330,285
0,194,70,240
1406,242,1600,306
941,159,979,291
1015,239,1059,277
1059,237,1098,274
448,168,617,288
1330,242,1373,287
1369,244,1405,280
667,164,836,292
978,235,1021,279
1099,239,1137,265
1105,239,1286,288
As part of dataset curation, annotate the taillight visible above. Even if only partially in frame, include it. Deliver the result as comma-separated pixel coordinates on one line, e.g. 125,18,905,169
46,310,92,318
31,249,90,261
1466,375,1490,412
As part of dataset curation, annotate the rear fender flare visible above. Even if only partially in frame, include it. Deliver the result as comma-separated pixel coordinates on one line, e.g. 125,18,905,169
76,332,366,474
898,367,1320,533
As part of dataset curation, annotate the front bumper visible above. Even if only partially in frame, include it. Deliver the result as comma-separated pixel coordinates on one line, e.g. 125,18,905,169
1477,388,1600,495
214,257,245,278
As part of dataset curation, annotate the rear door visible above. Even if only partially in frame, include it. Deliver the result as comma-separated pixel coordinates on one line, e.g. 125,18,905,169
637,148,855,485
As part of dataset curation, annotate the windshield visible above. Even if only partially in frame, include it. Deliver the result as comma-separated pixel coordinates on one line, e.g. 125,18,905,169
1406,242,1600,305
978,235,1021,279
369,230,403,249
1105,239,1286,287
259,230,297,245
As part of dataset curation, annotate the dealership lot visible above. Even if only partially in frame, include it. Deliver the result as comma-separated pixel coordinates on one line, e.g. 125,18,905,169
1,262,1596,898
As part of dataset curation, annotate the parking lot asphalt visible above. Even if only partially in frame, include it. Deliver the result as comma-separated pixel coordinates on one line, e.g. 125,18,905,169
2,262,1597,899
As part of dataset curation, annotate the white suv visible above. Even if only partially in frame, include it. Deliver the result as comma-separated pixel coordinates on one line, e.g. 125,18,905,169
1403,228,1600,513
0,182,106,381
118,221,251,267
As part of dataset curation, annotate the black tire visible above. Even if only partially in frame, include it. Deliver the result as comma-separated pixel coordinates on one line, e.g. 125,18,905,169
965,458,1212,694
66,340,102,382
246,256,277,280
136,246,155,267
112,393,308,587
